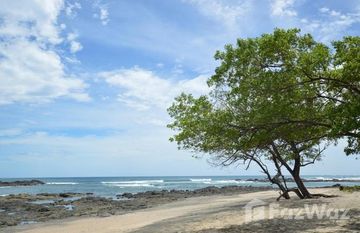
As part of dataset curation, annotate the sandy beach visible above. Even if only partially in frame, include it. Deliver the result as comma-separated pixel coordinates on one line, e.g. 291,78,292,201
5,188,359,233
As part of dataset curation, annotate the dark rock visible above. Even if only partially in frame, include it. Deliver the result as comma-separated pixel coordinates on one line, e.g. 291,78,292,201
0,180,44,187
59,193,71,198
37,193,53,196
120,193,133,199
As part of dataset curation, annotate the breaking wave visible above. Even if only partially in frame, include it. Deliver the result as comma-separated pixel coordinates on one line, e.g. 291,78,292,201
190,178,212,182
46,182,79,185
101,180,164,185
101,180,164,188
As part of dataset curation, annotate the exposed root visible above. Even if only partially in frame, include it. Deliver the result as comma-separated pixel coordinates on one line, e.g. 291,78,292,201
277,190,337,201
277,188,303,201
310,193,338,198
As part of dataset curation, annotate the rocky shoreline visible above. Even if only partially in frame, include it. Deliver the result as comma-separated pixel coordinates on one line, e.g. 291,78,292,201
0,185,273,228
0,180,44,187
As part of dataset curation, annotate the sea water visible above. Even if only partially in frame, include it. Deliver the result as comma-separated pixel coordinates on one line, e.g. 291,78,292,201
0,175,359,198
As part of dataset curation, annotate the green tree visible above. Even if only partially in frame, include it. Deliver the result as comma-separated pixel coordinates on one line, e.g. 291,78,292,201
168,28,336,199
307,36,360,155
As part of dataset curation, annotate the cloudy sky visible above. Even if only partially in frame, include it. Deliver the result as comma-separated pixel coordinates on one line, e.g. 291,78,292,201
0,0,359,178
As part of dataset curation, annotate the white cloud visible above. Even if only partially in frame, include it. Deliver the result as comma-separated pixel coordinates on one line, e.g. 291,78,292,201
67,32,77,41
271,0,297,17
184,0,252,29
0,0,64,44
0,0,89,105
99,6,109,25
99,67,209,110
269,2,360,43
70,41,83,53
301,7,360,43
0,39,89,104
65,1,81,18
319,7,329,13
93,1,109,26
67,32,83,53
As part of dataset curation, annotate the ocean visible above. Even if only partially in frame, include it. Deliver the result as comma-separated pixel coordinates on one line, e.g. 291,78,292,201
1,175,360,198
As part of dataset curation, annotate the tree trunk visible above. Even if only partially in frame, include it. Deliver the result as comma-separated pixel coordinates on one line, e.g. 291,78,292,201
292,172,312,198
271,157,290,199
292,154,312,198
250,153,291,199
277,188,303,201
272,178,290,199
269,143,316,199
272,143,312,199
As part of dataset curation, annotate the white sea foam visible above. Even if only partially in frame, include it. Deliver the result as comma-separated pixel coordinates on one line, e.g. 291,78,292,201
203,180,254,185
311,177,360,181
101,180,164,185
216,180,253,184
190,178,212,182
337,177,360,181
46,182,79,185
111,184,155,188
313,177,333,181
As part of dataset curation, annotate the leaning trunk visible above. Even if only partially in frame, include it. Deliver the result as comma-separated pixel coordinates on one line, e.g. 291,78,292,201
292,172,312,198
292,155,312,198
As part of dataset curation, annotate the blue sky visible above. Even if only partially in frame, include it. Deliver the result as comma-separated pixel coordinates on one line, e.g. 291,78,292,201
0,0,359,177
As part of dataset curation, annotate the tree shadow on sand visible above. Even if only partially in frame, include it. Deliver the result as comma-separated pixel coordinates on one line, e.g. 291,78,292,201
195,209,360,233
133,197,359,233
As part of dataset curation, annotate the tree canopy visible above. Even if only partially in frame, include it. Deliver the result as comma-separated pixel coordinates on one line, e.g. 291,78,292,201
168,28,360,199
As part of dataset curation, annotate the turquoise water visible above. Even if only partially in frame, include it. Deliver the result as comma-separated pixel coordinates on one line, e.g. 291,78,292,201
1,176,359,198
